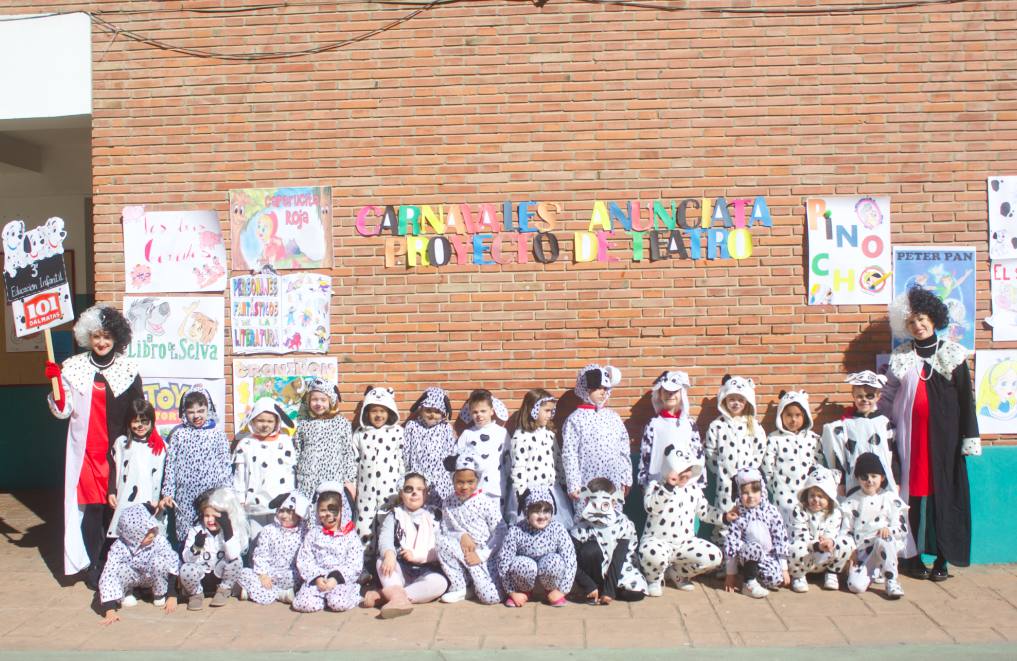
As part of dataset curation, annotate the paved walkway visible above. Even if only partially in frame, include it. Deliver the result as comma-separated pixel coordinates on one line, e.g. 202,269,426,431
2,491,1016,654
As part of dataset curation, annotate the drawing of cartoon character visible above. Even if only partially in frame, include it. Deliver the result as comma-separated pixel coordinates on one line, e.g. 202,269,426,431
127,297,171,336
977,358,1017,422
284,333,302,351
178,302,219,344
3,220,27,277
854,197,883,230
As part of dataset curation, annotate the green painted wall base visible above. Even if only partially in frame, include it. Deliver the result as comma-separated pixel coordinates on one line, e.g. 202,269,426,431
969,445,1016,565
0,385,65,489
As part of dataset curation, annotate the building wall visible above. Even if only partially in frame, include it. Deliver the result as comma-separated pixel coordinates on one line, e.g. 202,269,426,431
6,1,1017,441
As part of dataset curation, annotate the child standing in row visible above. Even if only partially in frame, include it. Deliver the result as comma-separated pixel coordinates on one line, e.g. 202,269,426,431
237,491,309,605
787,465,855,592
763,390,823,528
456,389,510,511
293,378,355,499
353,386,405,546
179,488,249,611
498,487,576,607
842,453,907,599
638,371,703,489
233,397,296,536
723,468,790,599
563,365,631,502
822,372,897,496
161,387,232,548
403,387,457,509
510,389,572,527
571,478,646,604
108,398,166,538
292,483,364,613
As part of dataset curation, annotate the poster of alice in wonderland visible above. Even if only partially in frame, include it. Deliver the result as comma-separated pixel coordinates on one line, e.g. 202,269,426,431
229,186,332,271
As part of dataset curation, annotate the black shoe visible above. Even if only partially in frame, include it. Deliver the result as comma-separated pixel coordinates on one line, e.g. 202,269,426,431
904,559,930,580
929,567,949,582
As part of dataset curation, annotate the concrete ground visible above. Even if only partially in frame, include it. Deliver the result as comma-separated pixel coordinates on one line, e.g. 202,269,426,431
2,491,1016,656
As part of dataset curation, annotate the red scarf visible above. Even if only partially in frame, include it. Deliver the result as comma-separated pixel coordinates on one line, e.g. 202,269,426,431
322,520,355,536
145,429,166,456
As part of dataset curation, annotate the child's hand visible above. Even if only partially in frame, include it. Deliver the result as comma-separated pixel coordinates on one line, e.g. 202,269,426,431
837,484,846,498
622,485,630,498
159,496,176,510
398,548,415,563
100,610,120,626
782,570,791,587
259,574,273,590
163,596,177,614
460,534,476,555
724,507,740,523
818,537,835,553
315,578,329,592
879,527,891,540
107,494,118,508
586,589,599,604
325,578,338,591
570,491,580,501
192,532,206,549
724,574,738,592
464,550,482,567
381,551,397,577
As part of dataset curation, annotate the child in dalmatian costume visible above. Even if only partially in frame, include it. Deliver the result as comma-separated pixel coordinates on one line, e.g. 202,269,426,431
161,386,232,548
497,487,577,607
456,389,511,513
822,371,898,497
437,454,507,605
233,397,297,537
562,365,632,503
97,504,179,624
179,487,250,611
762,389,824,529
842,452,908,599
293,378,355,499
571,478,647,604
403,387,457,509
787,465,855,592
638,446,724,596
107,398,167,539
352,386,405,546
638,370,704,489
704,375,767,546
723,467,791,599
236,491,309,605
509,389,573,528
292,482,364,612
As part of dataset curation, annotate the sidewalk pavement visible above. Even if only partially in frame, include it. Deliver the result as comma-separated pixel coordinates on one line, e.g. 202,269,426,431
2,490,1016,655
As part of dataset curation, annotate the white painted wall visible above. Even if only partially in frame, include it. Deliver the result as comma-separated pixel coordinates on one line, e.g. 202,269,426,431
0,12,91,120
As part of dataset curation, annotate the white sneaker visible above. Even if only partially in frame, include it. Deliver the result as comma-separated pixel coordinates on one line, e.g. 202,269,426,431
743,579,769,599
872,573,885,585
122,594,138,608
277,588,295,604
885,578,904,600
791,577,809,593
153,596,166,607
238,588,249,601
647,580,664,597
675,579,696,592
440,589,467,604
823,572,840,591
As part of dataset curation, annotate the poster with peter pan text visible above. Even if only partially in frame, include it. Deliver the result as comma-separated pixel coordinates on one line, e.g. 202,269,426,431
892,246,976,351
230,186,332,271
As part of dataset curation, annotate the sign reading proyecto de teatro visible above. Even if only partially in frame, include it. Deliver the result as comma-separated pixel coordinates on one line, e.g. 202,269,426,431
355,197,773,268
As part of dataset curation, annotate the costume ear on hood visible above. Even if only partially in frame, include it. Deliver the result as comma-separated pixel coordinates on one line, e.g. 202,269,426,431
446,453,483,481
717,375,757,419
457,395,509,424
731,466,767,504
116,504,160,554
775,390,814,433
521,486,556,515
574,363,622,407
797,465,839,507
241,396,293,434
359,386,399,427
651,370,691,414
410,386,452,419
659,444,704,482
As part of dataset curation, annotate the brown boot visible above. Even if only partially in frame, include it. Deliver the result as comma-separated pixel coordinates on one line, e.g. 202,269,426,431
187,594,204,611
379,586,413,619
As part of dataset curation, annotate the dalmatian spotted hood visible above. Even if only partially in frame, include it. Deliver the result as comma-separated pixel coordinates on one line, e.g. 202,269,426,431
298,377,341,417
116,504,160,555
717,375,757,419
268,490,311,525
177,383,219,428
775,390,814,434
410,386,453,421
796,464,839,507
574,364,622,409
730,466,770,506
241,396,295,436
358,386,399,428
660,444,704,483
443,452,485,483
651,370,691,414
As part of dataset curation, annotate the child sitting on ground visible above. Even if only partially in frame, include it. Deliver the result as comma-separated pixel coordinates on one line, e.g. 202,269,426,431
179,487,249,611
292,482,364,613
763,390,824,528
237,491,309,605
233,397,297,536
403,387,457,509
293,377,355,499
723,467,791,599
787,465,855,592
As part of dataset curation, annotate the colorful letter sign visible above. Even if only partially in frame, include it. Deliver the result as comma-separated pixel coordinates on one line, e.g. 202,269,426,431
806,196,892,305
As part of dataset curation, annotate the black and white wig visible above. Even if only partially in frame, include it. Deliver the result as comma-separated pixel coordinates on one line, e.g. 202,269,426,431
73,305,133,352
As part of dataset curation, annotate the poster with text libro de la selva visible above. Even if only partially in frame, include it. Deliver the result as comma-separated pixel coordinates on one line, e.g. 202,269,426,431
806,196,892,306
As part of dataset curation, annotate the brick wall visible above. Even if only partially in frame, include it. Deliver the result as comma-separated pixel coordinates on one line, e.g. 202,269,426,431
8,1,1017,440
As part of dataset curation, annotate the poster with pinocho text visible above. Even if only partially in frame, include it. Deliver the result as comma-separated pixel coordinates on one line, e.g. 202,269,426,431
988,177,1017,261
892,246,976,351
986,259,1017,342
230,272,331,354
122,206,227,293
123,295,225,378
232,356,338,430
975,350,1017,436
806,196,892,305
230,186,332,271
143,378,226,436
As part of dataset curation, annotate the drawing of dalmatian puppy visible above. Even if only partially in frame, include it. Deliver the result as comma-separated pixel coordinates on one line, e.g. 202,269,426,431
44,217,67,255
2,220,27,277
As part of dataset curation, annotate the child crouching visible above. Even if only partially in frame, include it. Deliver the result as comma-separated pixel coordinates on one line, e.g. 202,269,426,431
571,479,647,604
237,491,309,605
179,488,249,611
723,467,791,599
292,482,364,613
97,504,179,625
787,465,855,592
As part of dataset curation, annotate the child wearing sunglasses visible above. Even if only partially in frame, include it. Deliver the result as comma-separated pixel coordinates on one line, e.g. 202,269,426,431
821,371,899,497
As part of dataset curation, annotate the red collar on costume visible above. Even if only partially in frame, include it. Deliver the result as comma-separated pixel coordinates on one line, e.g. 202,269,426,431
660,410,682,419
459,488,483,502
577,404,597,410
322,520,355,536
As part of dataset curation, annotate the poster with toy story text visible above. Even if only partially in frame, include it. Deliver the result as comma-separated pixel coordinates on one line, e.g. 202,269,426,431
986,259,1017,342
892,247,976,351
121,207,227,293
123,295,225,378
230,186,332,271
232,356,338,430
988,177,1017,261
143,378,226,436
806,196,892,305
229,272,331,354
975,350,1017,435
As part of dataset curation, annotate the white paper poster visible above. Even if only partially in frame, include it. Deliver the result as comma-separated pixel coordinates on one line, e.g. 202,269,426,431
806,196,892,305
124,295,225,378
230,272,331,354
987,259,1017,342
988,177,1017,261
232,356,338,429
142,377,226,436
122,206,227,293
975,350,1017,435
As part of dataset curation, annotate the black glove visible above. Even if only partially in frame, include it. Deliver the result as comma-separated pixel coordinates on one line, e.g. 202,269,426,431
327,570,345,585
219,513,233,541
193,531,207,549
